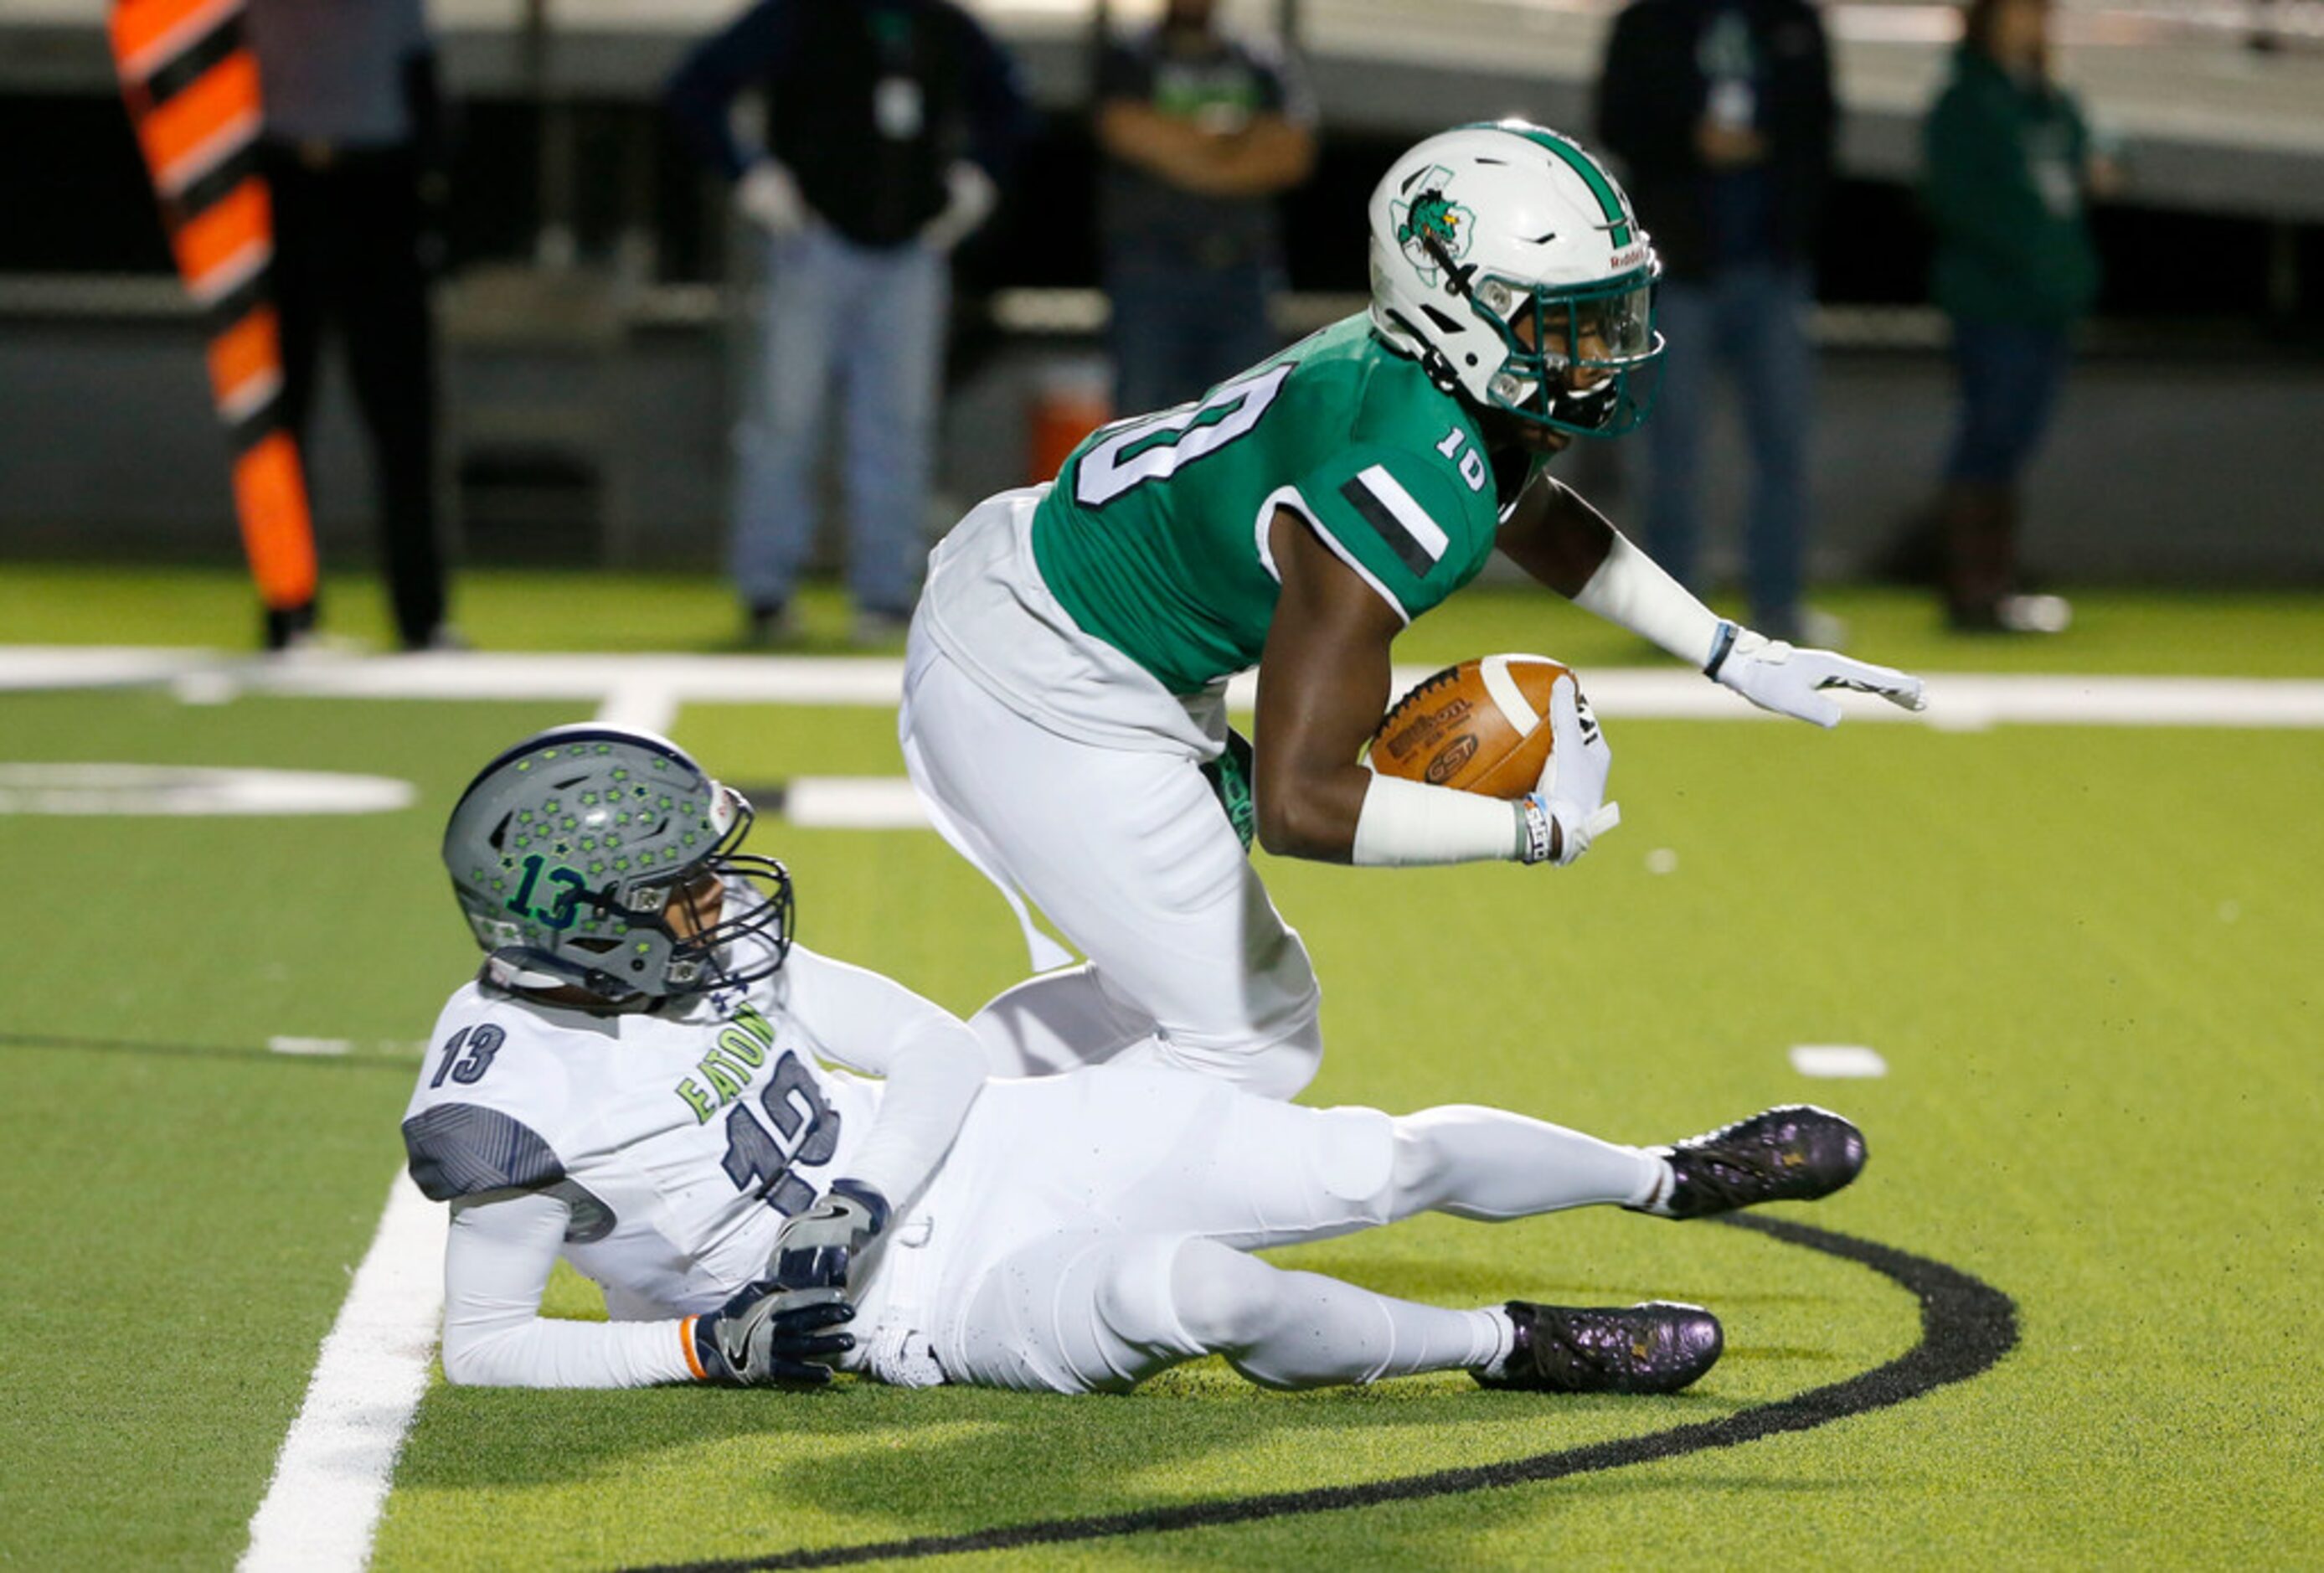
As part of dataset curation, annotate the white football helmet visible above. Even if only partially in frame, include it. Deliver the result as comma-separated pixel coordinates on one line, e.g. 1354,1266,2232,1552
1369,121,1663,437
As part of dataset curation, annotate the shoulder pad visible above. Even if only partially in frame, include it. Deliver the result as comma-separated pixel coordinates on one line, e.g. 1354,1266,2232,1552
402,1103,565,1202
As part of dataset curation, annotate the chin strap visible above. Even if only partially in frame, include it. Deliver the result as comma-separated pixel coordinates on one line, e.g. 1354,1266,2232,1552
481,952,650,1013
1379,307,1469,400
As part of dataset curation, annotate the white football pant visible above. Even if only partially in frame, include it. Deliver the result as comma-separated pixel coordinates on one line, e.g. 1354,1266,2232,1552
865,1067,1666,1394
900,637,1323,1099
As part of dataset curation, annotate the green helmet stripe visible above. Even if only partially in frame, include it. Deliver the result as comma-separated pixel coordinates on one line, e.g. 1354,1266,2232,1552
1467,121,1633,247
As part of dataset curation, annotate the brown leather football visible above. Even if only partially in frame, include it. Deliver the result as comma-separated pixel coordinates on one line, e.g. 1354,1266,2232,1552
1368,655,1574,799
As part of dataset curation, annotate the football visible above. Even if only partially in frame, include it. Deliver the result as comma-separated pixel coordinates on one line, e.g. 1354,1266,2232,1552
1368,654,1574,798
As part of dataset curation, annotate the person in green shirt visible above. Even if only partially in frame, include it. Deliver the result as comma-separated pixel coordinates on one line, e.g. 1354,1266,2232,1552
1922,0,2117,632
902,121,1926,1098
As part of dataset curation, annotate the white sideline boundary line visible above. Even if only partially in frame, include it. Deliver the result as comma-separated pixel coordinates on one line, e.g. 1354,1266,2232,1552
239,1169,446,1573
8,647,2324,731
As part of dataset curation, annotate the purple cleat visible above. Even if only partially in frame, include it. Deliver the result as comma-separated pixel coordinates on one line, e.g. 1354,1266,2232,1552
1629,1104,1868,1220
1476,1300,1724,1395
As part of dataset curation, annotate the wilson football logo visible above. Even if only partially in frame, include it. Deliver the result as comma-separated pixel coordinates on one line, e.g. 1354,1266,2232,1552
1425,735,1480,784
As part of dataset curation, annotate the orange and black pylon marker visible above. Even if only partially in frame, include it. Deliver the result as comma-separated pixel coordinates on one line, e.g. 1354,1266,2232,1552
110,0,317,638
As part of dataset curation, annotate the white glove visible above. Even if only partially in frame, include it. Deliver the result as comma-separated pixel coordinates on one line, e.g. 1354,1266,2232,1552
919,160,997,253
1522,674,1621,866
1708,621,1928,728
736,158,807,236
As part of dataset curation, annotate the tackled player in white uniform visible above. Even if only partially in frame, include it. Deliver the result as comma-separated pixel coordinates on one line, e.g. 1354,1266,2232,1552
411,726,1869,1394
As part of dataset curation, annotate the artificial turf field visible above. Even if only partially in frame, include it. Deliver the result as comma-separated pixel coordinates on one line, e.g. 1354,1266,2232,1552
2,568,2319,1570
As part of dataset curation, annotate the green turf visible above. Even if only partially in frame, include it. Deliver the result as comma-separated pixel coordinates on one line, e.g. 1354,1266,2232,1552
3,582,2321,1569
0,690,584,1569
14,560,2324,674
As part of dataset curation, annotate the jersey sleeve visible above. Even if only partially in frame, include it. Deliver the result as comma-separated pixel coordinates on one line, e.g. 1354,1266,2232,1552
404,1103,565,1203
1288,441,1499,624
402,989,579,1203
437,1189,698,1388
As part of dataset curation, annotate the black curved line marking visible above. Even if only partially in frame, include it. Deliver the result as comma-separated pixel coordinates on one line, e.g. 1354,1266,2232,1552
0,1030,415,1074
617,1214,2017,1573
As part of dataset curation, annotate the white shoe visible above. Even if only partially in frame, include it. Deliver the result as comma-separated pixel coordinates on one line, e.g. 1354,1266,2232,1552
1996,593,2073,634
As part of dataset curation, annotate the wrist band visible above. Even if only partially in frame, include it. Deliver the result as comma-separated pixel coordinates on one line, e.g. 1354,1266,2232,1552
1518,795,1556,866
1703,620,1741,679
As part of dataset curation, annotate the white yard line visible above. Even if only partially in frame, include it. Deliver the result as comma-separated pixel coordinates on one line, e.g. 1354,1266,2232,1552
10,647,2324,730
239,1169,446,1573
1791,1044,1891,1078
594,679,681,735
784,775,935,829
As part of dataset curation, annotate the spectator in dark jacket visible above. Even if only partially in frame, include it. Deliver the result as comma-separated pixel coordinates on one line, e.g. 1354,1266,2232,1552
1921,0,2111,633
1596,0,1835,646
667,0,1028,646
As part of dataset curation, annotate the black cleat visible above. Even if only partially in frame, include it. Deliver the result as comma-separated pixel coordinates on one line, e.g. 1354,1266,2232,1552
1476,1301,1724,1395
1631,1104,1868,1220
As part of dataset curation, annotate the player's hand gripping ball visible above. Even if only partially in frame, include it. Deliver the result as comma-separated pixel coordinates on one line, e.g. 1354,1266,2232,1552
1368,654,1575,798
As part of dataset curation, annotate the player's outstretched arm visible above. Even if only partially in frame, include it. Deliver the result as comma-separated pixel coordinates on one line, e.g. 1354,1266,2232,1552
438,1190,855,1390
1497,476,1926,725
1256,508,1583,867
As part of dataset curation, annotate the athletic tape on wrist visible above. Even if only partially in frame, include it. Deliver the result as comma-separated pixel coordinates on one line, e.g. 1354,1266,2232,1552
1352,771,1536,867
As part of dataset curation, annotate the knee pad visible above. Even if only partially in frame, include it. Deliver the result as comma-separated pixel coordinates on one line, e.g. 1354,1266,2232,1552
1160,1237,1273,1350
1091,1236,1200,1350
1074,1235,1204,1392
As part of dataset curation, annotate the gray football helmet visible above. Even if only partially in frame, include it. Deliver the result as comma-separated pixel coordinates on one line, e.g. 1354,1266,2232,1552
442,725,792,1008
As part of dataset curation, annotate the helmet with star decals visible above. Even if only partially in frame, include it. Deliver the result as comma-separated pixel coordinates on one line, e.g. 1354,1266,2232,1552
441,725,792,1009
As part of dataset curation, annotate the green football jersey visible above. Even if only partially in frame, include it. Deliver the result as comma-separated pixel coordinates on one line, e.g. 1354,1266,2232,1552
1031,315,1504,696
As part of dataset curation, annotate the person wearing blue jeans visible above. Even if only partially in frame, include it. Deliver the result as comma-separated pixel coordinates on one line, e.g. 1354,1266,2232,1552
734,224,950,632
1920,0,2111,633
666,0,1028,644
1597,0,1836,645
1945,322,2069,483
1640,261,1814,635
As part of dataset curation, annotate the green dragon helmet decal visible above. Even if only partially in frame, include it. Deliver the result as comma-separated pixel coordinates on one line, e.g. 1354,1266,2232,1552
1368,121,1665,439
442,725,793,1009
1391,168,1476,286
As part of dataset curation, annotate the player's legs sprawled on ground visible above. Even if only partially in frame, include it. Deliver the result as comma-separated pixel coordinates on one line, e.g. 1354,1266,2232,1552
922,1071,1864,1395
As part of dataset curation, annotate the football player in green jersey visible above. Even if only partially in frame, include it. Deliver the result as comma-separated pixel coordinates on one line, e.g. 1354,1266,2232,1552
901,121,1925,1099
